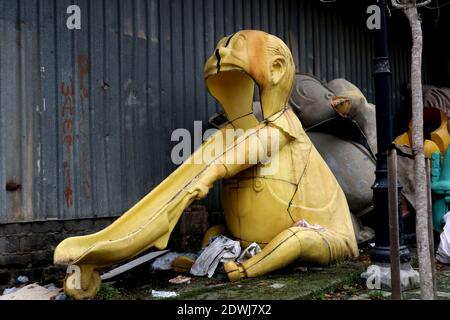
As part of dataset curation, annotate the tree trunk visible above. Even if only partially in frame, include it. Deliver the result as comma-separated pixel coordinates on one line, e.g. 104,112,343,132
404,6,434,300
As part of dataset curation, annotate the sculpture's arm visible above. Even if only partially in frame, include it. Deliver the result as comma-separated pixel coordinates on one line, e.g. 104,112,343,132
331,95,377,156
191,125,291,199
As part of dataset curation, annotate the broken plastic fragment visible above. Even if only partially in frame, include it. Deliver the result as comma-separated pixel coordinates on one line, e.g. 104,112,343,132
151,290,178,298
169,275,192,285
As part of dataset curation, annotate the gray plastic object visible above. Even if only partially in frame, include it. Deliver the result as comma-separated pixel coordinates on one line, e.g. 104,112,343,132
288,74,338,130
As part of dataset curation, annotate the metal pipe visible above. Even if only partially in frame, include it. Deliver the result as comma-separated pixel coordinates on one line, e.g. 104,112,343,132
370,0,411,263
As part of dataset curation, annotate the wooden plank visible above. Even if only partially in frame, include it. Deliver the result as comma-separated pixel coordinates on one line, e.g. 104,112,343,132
100,250,170,281
388,148,401,300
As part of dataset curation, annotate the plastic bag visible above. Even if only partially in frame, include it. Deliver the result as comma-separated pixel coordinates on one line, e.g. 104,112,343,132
437,212,450,265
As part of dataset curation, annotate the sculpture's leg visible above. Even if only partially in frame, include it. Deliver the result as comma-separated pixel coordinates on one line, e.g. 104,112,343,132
331,96,378,156
64,265,101,300
201,225,228,248
224,226,354,281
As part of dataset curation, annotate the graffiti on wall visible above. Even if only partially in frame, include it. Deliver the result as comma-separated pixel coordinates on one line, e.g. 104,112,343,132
60,55,91,209
61,79,75,208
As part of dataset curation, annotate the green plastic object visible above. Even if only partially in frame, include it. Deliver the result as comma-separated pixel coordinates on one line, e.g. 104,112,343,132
431,145,450,232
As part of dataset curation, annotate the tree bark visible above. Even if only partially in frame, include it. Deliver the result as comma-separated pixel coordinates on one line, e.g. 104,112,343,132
404,6,434,300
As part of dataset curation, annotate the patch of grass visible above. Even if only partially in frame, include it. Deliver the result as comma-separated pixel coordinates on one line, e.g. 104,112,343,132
96,283,122,300
309,274,362,300
313,293,326,300
368,290,385,300
342,284,359,296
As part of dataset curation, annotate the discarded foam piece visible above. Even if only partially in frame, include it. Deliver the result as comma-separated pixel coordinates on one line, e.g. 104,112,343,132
0,283,62,300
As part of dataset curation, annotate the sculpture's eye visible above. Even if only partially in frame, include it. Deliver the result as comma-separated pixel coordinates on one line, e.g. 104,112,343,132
216,37,229,50
233,35,246,51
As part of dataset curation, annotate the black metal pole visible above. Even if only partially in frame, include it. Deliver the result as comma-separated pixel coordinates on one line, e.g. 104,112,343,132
371,0,410,263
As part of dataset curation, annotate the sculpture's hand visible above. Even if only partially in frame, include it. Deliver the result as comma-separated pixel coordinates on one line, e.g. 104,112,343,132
189,164,228,200
189,181,211,200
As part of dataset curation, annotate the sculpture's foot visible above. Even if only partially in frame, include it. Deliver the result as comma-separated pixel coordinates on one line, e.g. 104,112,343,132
64,265,101,300
172,255,195,273
224,261,246,282
201,225,228,248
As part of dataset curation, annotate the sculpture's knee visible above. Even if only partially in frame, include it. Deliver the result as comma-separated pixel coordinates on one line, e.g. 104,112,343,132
201,225,228,248
239,227,350,279
234,227,305,279
286,227,332,266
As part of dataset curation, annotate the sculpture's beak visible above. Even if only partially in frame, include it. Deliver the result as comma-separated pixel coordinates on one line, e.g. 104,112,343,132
204,51,250,80
204,52,256,123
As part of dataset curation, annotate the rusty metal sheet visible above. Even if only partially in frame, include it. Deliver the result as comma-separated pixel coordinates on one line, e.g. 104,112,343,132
0,0,415,224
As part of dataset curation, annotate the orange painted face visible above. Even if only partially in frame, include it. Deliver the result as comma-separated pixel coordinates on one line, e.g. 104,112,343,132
205,30,270,87
205,30,295,122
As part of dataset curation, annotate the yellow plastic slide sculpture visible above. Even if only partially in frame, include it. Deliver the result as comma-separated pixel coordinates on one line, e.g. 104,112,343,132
54,30,358,299
394,110,450,158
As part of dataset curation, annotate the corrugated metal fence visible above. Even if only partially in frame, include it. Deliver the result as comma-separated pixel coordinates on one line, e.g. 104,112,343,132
0,0,413,223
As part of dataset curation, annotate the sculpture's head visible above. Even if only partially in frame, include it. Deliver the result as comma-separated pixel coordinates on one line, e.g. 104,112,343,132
204,30,295,122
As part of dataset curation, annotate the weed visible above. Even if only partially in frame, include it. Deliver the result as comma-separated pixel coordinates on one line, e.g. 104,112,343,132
96,283,121,300
368,290,385,300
